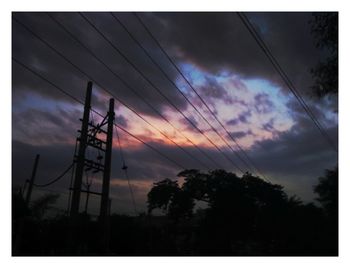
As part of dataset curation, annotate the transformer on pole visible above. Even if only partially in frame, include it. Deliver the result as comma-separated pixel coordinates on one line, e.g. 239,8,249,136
69,81,114,252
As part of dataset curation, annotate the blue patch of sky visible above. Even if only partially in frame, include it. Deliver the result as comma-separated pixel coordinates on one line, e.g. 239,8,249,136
175,62,207,92
172,61,294,129
242,78,291,118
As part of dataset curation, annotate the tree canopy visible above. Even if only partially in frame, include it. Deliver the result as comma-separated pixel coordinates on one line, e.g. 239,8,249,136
310,12,338,97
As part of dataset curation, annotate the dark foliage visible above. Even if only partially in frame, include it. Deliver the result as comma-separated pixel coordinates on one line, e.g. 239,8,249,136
12,168,338,256
313,167,338,255
147,169,338,255
314,166,338,217
310,12,338,97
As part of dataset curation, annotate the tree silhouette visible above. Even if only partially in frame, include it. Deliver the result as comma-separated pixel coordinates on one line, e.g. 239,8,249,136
147,178,180,213
313,166,338,255
12,167,338,256
314,166,338,218
310,12,338,97
146,169,338,255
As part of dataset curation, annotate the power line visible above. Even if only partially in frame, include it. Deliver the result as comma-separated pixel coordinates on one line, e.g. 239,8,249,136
45,13,214,170
13,16,207,171
115,123,138,216
15,55,186,216
132,12,270,181
111,12,249,173
236,12,337,153
13,15,217,171
12,57,187,171
79,12,243,173
67,139,78,214
33,163,74,187
12,57,83,105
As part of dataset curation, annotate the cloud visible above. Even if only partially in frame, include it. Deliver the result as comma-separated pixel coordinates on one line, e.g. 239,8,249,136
228,130,253,139
227,110,252,126
254,92,275,113
178,114,199,131
198,76,233,104
12,105,81,145
247,122,337,201
12,12,338,214
12,12,190,118
145,12,333,99
115,115,128,128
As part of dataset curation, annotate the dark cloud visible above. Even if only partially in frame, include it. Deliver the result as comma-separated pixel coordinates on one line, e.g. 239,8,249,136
226,118,239,126
143,12,327,98
13,109,338,213
12,106,81,145
179,114,199,131
248,122,337,201
254,92,275,113
261,118,281,137
12,140,75,188
12,12,338,215
115,115,128,128
227,110,252,126
239,110,252,123
12,12,189,118
12,137,232,214
228,130,253,139
199,76,233,104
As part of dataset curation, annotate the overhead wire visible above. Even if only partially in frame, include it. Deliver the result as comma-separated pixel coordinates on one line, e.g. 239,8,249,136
12,57,187,171
79,12,243,173
111,12,248,173
33,163,74,187
14,14,217,171
46,13,213,170
114,123,138,216
133,12,270,181
236,12,337,153
14,56,174,214
67,138,78,214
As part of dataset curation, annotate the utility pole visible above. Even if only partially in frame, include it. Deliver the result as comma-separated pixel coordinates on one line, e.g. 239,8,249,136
100,98,114,219
25,154,40,206
68,81,114,253
70,81,92,217
15,153,40,255
99,98,114,252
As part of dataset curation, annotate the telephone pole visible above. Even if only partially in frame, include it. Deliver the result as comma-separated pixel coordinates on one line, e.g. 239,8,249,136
100,98,114,220
67,81,115,253
15,153,40,254
99,98,114,252
70,81,92,217
25,154,40,206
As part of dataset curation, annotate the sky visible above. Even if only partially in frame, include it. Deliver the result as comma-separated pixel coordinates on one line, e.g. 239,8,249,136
12,12,338,216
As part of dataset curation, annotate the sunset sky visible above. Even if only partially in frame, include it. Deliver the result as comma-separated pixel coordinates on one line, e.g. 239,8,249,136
12,12,338,215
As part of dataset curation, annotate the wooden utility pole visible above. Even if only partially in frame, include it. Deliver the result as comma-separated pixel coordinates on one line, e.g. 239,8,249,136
68,81,114,253
25,154,40,206
15,153,40,254
70,81,92,217
99,98,114,252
